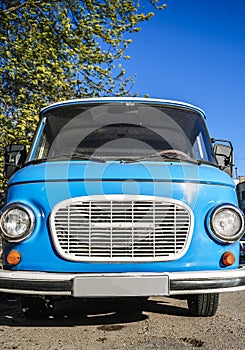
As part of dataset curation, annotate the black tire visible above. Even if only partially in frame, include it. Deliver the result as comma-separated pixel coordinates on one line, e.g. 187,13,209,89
187,293,219,317
21,296,49,319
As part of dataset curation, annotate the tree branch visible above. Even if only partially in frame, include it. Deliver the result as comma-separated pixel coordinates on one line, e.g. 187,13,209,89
0,1,42,16
1,2,27,15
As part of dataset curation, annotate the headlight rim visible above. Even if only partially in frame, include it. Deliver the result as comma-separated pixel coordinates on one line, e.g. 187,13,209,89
0,203,35,242
209,204,245,244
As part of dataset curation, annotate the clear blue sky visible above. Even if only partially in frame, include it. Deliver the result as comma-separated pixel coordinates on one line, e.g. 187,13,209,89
122,0,245,177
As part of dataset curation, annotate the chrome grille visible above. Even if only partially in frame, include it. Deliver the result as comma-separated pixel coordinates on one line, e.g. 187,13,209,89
50,195,192,262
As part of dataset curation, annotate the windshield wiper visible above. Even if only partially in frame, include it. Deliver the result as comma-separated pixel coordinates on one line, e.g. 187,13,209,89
26,153,106,165
26,152,211,166
69,153,106,162
129,152,200,165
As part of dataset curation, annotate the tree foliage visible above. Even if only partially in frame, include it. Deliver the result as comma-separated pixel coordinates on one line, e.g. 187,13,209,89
0,0,166,196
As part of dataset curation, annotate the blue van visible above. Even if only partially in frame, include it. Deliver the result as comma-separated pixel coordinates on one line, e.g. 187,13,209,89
0,97,244,317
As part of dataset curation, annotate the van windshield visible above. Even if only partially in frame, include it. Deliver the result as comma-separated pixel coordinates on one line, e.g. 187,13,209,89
31,102,215,163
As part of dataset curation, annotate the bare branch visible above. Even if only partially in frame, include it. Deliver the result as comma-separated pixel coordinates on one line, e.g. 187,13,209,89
0,1,43,16
1,2,27,15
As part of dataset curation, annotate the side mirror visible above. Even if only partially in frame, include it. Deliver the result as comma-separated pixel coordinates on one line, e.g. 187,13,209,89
213,140,233,177
3,144,27,179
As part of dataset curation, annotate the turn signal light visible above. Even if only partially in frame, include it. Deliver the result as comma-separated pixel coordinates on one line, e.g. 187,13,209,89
222,251,236,266
6,250,21,265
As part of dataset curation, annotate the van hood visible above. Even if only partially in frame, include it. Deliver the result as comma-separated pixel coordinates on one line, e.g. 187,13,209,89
9,161,235,188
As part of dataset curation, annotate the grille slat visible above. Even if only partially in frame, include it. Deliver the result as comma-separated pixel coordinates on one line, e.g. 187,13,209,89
50,195,192,262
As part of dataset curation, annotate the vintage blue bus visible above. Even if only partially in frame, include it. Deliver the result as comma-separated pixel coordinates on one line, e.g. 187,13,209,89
0,97,244,317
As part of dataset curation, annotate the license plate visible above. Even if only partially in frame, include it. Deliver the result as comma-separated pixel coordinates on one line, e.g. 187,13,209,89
73,274,169,297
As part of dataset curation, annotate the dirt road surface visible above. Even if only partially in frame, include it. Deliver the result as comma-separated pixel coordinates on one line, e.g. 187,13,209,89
0,291,244,350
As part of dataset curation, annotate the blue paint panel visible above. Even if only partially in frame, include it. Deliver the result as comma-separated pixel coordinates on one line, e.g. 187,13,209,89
4,161,240,273
9,161,235,187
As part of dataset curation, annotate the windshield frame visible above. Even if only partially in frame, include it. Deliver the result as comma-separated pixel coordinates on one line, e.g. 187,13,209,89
27,100,216,165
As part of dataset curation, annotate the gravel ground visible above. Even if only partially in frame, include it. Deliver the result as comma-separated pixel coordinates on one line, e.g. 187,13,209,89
0,291,244,350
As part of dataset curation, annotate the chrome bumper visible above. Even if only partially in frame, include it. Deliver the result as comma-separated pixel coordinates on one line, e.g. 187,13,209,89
0,268,245,296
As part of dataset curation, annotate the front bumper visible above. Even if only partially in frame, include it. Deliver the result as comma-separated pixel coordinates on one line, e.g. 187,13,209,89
0,268,245,296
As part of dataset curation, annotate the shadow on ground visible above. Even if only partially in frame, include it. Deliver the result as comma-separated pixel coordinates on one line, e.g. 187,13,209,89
0,294,189,327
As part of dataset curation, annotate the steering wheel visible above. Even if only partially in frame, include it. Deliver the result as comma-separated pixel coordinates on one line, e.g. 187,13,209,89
158,149,192,160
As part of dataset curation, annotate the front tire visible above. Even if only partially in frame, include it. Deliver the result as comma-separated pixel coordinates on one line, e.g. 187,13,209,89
187,293,219,317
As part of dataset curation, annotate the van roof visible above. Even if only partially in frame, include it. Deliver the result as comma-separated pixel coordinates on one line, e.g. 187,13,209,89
40,97,206,119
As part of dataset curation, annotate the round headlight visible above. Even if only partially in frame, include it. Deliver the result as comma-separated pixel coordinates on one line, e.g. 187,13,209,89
0,204,35,242
210,205,244,243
